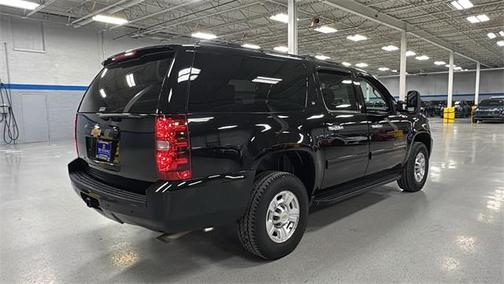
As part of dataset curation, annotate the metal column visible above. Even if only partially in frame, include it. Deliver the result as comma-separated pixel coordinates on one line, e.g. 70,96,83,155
475,62,480,105
399,31,407,101
447,51,454,108
288,0,298,55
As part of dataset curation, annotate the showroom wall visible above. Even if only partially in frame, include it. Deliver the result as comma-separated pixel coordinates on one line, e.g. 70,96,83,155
0,15,161,144
379,69,504,101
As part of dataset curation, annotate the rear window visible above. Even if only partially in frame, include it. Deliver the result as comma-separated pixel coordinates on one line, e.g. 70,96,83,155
79,52,173,113
188,52,307,112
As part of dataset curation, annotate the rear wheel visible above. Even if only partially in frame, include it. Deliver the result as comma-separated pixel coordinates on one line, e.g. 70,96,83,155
398,142,429,192
238,171,308,260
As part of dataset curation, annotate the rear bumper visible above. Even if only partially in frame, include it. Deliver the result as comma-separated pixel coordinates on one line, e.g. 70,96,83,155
68,158,254,233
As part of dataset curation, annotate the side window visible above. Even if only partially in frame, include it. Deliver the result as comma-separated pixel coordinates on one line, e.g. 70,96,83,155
358,80,390,112
188,52,307,112
317,71,358,111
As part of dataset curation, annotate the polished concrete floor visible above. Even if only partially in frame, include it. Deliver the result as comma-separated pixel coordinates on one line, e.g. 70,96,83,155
1,118,503,283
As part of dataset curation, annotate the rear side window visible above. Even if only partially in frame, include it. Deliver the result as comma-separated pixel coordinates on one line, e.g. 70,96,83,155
317,71,358,111
79,52,173,113
188,52,307,112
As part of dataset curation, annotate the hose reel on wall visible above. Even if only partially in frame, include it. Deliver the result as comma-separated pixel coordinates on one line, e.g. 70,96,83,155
0,79,19,144
1,42,19,144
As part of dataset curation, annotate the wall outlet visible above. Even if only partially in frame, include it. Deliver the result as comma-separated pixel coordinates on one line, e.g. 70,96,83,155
0,104,9,114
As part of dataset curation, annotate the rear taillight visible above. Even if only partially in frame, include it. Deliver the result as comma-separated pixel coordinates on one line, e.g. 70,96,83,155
74,114,79,155
155,115,191,181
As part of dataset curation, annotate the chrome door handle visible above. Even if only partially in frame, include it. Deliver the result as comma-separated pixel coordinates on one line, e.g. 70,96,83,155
371,124,383,129
327,125,344,131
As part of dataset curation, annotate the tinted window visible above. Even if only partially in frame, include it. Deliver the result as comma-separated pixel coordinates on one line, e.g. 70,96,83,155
317,71,358,111
358,79,389,112
188,53,307,112
79,52,173,113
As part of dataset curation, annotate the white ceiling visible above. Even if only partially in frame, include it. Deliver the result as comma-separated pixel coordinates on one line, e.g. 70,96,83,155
1,0,503,73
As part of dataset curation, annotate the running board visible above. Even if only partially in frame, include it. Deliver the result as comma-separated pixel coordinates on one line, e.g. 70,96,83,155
313,172,401,206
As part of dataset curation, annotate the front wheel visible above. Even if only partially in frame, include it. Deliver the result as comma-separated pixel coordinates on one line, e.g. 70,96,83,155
398,142,429,192
238,171,308,260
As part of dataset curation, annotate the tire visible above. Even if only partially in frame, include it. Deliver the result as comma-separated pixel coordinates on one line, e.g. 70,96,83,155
398,142,429,193
238,171,308,260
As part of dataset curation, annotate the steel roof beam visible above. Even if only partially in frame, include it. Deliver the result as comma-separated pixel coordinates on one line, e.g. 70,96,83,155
24,0,57,18
320,0,486,67
110,0,201,30
72,0,145,28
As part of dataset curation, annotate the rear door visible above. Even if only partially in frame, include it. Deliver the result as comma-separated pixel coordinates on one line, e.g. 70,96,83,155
76,48,183,182
317,69,369,188
355,75,409,175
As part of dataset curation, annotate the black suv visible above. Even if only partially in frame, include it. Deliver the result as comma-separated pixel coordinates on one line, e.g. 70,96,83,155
69,43,432,260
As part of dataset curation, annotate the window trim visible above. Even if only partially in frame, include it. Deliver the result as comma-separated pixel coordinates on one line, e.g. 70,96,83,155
315,68,362,114
355,76,395,115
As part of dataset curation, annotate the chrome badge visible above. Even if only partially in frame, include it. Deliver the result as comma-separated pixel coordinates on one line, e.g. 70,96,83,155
91,125,101,137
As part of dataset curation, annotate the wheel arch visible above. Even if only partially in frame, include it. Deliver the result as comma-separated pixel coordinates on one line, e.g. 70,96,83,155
251,148,320,200
413,132,432,156
404,131,432,164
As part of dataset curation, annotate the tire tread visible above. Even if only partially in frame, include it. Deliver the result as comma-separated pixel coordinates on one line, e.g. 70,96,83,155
237,171,295,259
398,142,428,192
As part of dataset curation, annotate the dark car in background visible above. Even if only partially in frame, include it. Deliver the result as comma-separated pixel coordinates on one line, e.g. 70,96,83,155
421,101,436,117
68,43,432,260
441,100,471,118
473,98,504,123
432,101,446,117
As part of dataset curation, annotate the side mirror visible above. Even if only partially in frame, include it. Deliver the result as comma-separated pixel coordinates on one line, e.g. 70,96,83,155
406,90,422,114
397,90,422,113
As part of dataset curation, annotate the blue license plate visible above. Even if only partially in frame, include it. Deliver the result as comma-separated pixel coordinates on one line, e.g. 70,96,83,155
96,140,112,161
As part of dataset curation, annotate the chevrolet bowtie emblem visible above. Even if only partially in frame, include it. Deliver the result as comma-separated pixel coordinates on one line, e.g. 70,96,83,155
91,125,101,137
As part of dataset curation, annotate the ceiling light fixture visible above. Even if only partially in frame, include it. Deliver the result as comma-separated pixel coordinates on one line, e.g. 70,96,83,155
391,69,398,73
415,55,430,61
0,0,39,10
315,55,330,60
347,34,367,41
487,33,497,39
467,14,489,23
405,50,416,57
270,13,289,23
92,15,128,25
378,67,390,71
434,61,446,65
382,45,399,51
355,62,368,68
497,40,504,47
341,62,351,67
252,76,283,85
499,31,504,37
191,32,217,40
273,46,289,53
241,43,260,49
314,25,337,34
450,0,473,10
